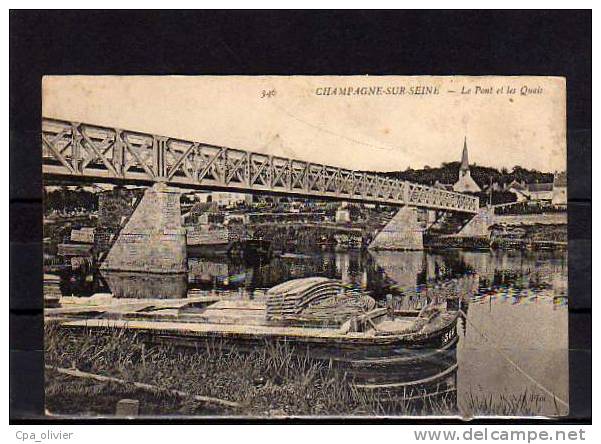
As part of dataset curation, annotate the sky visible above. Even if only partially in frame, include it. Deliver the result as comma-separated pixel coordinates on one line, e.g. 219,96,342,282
42,76,566,173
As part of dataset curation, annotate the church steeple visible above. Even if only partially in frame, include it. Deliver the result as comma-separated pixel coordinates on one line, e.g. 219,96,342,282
453,136,481,193
460,136,469,173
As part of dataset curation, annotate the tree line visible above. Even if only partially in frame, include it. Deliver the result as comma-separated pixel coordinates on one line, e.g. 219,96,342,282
380,162,554,188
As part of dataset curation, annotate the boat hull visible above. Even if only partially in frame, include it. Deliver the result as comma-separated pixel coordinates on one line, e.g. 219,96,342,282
56,307,460,404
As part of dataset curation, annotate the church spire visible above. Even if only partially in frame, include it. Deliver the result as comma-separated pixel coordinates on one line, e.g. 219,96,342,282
453,136,481,193
460,136,469,172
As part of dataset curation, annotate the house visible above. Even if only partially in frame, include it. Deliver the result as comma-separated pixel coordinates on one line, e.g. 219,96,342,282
526,183,554,202
452,138,482,193
224,213,250,225
197,212,225,225
434,180,454,191
70,227,95,244
505,180,529,202
552,172,567,206
195,192,253,207
483,181,503,193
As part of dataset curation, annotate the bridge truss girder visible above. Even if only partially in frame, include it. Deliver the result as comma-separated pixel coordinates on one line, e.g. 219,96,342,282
41,118,479,214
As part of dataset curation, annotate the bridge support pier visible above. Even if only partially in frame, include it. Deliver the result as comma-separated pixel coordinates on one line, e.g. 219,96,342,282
456,206,495,237
368,206,423,251
100,183,187,274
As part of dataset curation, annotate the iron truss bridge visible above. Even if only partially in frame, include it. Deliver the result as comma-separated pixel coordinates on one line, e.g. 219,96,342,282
42,118,479,214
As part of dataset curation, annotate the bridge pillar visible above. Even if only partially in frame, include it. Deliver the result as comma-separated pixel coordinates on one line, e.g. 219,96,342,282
368,206,423,251
335,202,351,223
456,206,495,237
100,183,187,273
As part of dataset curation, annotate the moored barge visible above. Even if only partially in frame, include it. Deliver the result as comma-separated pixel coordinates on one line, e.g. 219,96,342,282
48,277,460,399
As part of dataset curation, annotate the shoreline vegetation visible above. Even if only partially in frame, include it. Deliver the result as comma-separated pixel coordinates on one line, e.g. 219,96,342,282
44,324,557,418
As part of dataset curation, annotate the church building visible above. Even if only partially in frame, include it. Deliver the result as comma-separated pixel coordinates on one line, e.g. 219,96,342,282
452,137,482,193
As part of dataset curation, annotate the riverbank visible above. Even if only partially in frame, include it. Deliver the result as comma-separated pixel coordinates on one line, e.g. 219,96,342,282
424,220,567,251
245,215,568,253
44,323,404,417
45,323,555,417
490,223,567,250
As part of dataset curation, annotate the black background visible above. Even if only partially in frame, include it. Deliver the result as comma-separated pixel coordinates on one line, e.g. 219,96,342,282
9,10,591,423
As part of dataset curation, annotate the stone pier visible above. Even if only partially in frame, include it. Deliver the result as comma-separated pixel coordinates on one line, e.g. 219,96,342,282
456,206,495,237
100,183,187,273
368,206,423,251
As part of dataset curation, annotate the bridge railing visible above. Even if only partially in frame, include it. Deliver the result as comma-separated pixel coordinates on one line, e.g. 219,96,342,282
42,118,479,214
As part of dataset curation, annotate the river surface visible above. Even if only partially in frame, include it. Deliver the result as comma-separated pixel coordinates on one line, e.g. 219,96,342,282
57,249,569,416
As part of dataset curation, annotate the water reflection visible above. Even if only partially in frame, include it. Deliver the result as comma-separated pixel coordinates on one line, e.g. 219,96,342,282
53,248,568,416
59,249,568,305
101,271,188,299
186,250,483,298
190,249,567,416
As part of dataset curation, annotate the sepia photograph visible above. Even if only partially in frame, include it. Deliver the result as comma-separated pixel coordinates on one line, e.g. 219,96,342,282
40,75,569,418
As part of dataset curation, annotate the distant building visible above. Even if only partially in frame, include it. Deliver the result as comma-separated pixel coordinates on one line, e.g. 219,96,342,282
483,181,503,193
70,227,95,244
505,180,529,202
335,202,351,223
505,176,564,205
452,137,482,193
196,211,224,225
526,183,554,201
195,192,253,207
552,172,567,206
434,180,453,191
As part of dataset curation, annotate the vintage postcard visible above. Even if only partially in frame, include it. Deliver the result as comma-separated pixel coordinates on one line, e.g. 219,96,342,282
42,75,568,418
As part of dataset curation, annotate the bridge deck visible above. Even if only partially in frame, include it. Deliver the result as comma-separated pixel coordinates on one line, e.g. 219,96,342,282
42,118,479,214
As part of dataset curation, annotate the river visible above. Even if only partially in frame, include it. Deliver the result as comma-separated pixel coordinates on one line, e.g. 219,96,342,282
56,248,569,416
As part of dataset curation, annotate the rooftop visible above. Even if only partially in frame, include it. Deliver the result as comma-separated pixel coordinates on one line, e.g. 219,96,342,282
527,183,554,192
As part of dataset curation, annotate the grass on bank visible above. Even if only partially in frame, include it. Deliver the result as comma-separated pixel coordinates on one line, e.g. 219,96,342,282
44,323,555,417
